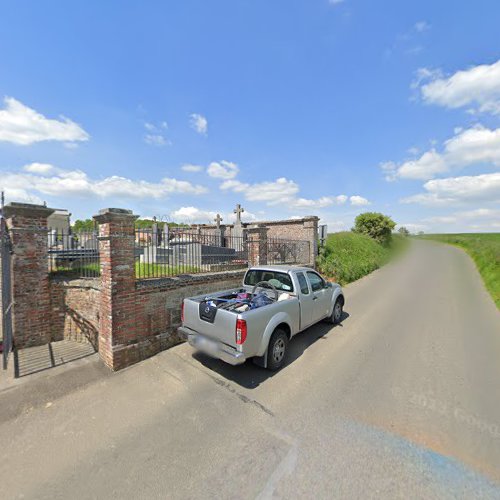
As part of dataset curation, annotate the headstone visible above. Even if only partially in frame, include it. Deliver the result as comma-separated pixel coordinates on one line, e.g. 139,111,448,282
214,214,224,246
232,203,245,251
214,213,223,228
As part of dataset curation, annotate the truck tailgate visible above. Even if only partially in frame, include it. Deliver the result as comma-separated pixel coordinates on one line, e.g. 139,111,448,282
183,298,238,347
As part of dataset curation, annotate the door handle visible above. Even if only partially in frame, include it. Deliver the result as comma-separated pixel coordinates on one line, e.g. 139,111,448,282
312,296,318,301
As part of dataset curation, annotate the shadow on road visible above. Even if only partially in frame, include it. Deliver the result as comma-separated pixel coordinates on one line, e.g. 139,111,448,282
192,311,350,389
13,340,97,378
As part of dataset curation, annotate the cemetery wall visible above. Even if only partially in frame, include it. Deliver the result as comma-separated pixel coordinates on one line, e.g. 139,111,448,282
49,277,100,350
110,270,245,370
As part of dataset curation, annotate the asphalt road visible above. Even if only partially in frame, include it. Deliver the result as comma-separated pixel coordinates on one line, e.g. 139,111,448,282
1,240,500,499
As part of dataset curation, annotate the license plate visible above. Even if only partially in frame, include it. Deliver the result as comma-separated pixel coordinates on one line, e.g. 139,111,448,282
196,336,219,356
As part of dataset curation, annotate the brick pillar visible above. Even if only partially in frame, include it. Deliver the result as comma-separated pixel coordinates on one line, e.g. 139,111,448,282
93,208,138,370
303,216,319,267
3,202,55,348
247,225,268,267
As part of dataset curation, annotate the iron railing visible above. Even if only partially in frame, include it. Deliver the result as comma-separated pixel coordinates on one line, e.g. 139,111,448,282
266,237,311,266
135,229,249,279
48,230,100,278
135,228,312,279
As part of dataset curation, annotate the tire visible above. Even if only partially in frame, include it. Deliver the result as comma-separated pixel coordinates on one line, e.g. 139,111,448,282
330,297,344,325
266,329,289,371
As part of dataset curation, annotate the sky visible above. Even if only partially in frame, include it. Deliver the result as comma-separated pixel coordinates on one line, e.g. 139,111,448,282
0,0,499,233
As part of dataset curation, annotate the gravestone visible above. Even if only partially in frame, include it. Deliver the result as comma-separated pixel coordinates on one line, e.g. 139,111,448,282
232,203,244,251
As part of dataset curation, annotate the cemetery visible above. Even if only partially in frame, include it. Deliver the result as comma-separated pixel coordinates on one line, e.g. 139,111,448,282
1,202,318,373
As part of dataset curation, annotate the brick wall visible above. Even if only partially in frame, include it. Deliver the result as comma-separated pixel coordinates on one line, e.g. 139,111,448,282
49,277,100,351
111,270,245,370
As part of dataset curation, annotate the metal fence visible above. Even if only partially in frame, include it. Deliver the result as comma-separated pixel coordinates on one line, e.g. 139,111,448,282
135,229,249,279
48,230,100,278
135,228,312,279
266,237,311,266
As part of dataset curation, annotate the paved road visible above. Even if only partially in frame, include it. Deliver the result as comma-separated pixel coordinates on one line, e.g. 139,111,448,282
1,241,500,499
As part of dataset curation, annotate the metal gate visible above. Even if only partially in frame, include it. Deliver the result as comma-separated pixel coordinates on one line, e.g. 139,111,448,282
1,212,14,370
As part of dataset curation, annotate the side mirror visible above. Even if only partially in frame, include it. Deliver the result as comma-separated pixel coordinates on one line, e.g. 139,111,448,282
325,282,333,289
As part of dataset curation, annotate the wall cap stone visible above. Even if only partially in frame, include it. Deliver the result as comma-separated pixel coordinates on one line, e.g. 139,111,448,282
3,202,55,219
93,208,139,223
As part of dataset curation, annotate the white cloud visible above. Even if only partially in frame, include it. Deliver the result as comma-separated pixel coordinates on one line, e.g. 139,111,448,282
417,59,500,115
144,134,169,146
23,162,55,174
170,206,217,223
143,121,169,146
170,206,257,224
219,179,248,193
420,207,500,232
349,195,370,206
222,177,299,205
1,187,43,205
295,195,348,208
0,96,89,146
207,160,239,179
414,21,431,33
221,175,368,208
401,172,500,205
383,125,500,181
181,163,202,172
189,113,208,135
0,164,207,202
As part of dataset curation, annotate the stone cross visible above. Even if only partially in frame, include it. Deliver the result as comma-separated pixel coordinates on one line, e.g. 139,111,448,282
214,213,223,228
233,204,244,224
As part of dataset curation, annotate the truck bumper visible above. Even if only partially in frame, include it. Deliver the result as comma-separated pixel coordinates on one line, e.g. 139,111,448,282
178,326,246,366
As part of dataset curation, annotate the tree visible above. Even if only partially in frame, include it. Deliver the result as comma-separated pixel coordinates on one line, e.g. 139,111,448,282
398,226,410,237
72,219,95,232
353,212,396,246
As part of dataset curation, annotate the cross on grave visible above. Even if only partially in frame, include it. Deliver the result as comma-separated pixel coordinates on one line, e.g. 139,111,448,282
214,213,223,228
233,204,245,224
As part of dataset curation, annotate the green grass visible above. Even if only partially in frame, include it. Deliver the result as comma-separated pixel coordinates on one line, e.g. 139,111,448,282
134,262,200,278
317,231,407,285
50,262,100,277
418,233,500,309
50,261,240,279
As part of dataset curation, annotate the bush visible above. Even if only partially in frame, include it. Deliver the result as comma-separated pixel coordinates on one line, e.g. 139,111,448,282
317,232,389,285
353,212,396,246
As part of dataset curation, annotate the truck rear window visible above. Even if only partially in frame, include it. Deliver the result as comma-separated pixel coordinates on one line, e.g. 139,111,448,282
244,270,294,292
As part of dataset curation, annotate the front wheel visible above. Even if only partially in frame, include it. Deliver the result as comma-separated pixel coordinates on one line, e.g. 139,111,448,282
266,329,289,371
330,298,344,324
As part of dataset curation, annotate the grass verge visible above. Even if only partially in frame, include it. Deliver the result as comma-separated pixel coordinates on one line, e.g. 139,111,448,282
317,231,407,285
418,233,500,309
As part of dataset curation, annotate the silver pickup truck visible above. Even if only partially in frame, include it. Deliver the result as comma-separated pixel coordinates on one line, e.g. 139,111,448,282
179,265,344,370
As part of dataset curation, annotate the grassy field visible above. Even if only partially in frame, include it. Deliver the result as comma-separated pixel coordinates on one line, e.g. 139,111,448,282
317,231,407,285
419,233,500,309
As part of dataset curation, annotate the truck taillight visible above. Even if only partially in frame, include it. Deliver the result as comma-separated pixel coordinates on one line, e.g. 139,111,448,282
181,301,185,323
236,319,247,345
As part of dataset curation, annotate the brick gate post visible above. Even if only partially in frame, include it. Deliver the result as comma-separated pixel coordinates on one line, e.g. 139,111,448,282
93,208,138,370
303,216,319,267
247,225,268,267
3,202,55,348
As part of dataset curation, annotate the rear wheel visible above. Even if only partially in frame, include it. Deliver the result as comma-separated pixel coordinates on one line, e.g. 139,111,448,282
266,329,288,371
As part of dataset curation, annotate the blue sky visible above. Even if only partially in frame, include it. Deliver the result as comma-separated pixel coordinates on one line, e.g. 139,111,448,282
0,0,499,232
